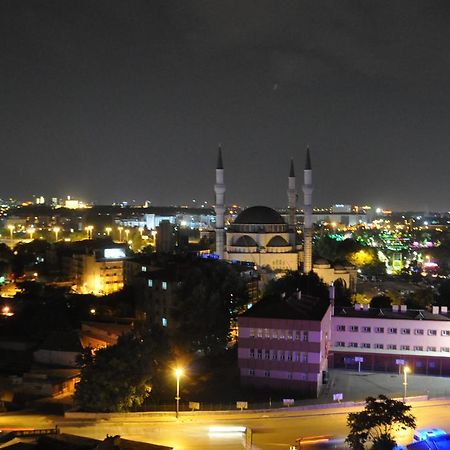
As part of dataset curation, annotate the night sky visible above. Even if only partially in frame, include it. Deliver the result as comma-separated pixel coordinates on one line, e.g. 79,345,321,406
1,1,450,211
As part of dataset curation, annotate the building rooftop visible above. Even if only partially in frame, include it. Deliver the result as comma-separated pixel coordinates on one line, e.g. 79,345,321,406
240,294,329,321
334,306,450,322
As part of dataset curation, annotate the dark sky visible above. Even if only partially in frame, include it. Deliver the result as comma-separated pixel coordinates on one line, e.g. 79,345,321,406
1,1,450,211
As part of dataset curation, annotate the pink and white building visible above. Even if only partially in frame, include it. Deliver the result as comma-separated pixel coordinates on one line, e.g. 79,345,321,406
330,304,450,376
238,294,332,397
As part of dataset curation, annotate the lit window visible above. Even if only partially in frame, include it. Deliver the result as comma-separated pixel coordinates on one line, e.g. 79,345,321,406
264,328,270,338
287,330,293,340
257,328,263,338
142,266,147,272
273,329,279,339
249,328,255,338
148,279,153,288
161,317,168,327
162,281,168,290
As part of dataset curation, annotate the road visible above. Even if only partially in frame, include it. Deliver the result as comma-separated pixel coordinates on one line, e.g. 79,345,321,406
2,399,450,449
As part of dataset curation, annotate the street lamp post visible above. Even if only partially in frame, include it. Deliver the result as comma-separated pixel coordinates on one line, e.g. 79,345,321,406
175,368,183,419
7,225,14,241
105,227,112,237
53,226,60,242
403,366,411,402
118,226,123,241
27,228,35,241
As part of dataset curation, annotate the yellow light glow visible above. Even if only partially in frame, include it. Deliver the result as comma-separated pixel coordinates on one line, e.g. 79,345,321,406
404,366,411,374
175,368,184,378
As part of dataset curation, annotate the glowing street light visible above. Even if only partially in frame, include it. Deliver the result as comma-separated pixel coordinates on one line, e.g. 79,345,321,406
7,225,14,240
124,229,130,242
53,226,61,242
118,226,124,241
105,227,112,237
403,366,411,402
174,367,184,419
138,227,144,237
27,227,35,240
85,225,94,239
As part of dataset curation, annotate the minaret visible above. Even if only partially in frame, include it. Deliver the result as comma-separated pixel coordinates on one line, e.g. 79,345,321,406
214,146,225,259
302,147,313,273
287,159,297,246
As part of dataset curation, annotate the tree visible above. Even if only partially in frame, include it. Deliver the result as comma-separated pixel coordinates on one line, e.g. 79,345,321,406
346,395,416,450
370,295,392,308
171,260,248,355
75,329,170,412
406,287,434,309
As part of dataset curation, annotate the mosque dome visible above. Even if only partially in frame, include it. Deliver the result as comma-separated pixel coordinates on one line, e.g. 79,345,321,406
234,206,285,225
234,235,258,247
314,258,331,268
267,236,290,247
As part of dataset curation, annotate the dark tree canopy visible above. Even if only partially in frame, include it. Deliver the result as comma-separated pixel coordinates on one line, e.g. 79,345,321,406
370,295,392,308
346,395,416,450
75,328,171,412
171,260,248,355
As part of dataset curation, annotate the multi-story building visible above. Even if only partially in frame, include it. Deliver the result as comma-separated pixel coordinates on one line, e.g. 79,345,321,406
330,304,450,376
238,294,332,397
60,240,128,295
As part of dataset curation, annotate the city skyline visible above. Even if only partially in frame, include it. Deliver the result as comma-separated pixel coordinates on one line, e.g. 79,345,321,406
1,1,450,210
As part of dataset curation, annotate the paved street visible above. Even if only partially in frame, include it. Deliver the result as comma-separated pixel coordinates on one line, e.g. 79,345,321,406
2,370,450,449
2,398,450,449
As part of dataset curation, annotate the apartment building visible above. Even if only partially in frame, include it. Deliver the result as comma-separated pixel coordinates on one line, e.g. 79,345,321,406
238,294,332,397
330,304,450,376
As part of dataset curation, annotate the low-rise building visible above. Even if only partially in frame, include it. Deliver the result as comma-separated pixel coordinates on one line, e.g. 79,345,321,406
330,304,450,376
238,293,332,397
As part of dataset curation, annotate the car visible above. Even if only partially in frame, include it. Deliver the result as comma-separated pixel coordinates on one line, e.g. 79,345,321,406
413,428,447,442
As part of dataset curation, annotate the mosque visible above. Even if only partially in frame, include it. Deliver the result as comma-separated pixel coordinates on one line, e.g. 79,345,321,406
214,147,357,288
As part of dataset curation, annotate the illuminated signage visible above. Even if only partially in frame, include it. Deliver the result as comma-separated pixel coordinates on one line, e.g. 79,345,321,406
104,248,126,259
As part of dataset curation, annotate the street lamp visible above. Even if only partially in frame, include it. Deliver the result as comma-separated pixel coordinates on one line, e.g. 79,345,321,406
403,366,411,402
105,227,112,237
124,229,130,242
7,224,14,240
85,225,94,239
118,226,123,241
53,226,60,242
27,227,35,241
175,367,184,419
